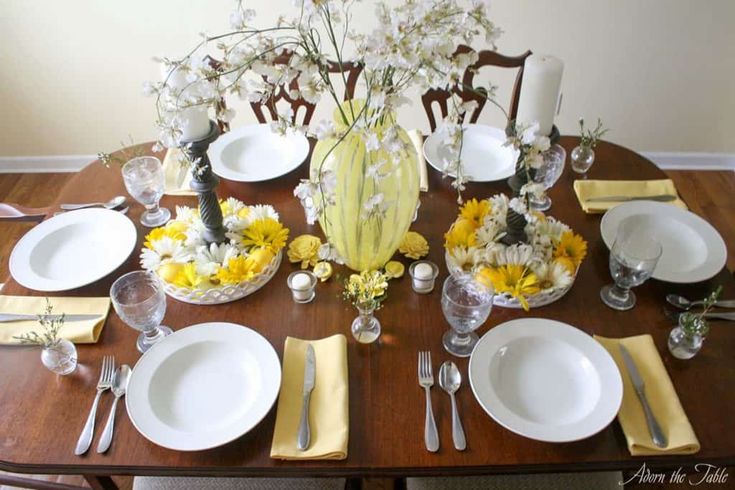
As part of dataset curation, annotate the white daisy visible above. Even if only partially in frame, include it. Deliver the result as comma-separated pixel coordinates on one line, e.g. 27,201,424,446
194,242,239,276
248,204,279,222
533,261,573,291
184,220,207,248
221,197,245,217
175,205,197,223
447,246,483,272
140,236,192,271
493,243,535,267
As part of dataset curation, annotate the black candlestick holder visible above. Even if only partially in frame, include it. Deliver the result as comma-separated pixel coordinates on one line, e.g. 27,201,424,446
179,121,226,244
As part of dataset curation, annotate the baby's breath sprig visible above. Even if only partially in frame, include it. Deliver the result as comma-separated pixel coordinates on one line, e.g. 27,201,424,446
13,299,65,348
697,286,723,321
578,118,609,149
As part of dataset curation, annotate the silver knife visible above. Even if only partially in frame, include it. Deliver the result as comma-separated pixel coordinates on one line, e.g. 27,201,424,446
297,344,316,451
586,194,677,203
619,344,668,448
0,313,102,323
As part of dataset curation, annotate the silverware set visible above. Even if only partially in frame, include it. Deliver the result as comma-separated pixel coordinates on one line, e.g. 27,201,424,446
665,294,735,322
418,351,466,452
54,196,129,217
75,356,130,455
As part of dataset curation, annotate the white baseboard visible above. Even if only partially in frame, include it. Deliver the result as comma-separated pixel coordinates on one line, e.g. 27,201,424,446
0,152,733,173
641,152,735,171
0,155,95,173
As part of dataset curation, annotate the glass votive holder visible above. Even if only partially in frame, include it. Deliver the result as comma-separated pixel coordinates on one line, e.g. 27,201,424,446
288,271,317,303
409,260,439,294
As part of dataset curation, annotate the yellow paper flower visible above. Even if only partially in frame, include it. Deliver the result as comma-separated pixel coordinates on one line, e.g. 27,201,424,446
399,231,429,259
144,221,187,249
216,256,258,285
241,218,290,253
476,265,540,311
553,231,587,271
171,263,205,290
245,247,275,274
287,234,322,269
444,218,477,250
460,198,491,227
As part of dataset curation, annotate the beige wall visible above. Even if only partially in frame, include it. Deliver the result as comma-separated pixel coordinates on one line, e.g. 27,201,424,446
1,0,733,157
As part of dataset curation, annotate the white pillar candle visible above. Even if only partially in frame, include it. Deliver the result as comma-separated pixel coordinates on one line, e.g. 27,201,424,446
161,64,211,142
516,54,564,137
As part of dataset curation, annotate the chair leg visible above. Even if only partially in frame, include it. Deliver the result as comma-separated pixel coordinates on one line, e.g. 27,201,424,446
83,475,118,490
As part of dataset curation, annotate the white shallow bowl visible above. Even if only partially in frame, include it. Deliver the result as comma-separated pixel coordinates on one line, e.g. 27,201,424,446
600,200,726,283
469,318,622,442
210,124,309,182
423,124,518,182
126,322,281,451
9,208,137,292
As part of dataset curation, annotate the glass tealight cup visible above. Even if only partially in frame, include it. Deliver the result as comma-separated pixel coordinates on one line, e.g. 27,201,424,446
288,271,317,303
409,260,439,294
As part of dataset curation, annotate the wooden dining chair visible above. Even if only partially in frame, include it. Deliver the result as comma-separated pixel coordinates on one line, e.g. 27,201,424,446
326,59,363,102
421,45,532,132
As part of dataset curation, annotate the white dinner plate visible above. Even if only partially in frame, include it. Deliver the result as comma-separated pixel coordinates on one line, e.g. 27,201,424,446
423,124,518,182
126,322,281,451
469,318,622,443
9,208,137,292
600,201,727,283
210,124,310,182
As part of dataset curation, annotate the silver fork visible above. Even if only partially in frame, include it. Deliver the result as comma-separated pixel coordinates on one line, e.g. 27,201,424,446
75,356,115,455
418,351,439,452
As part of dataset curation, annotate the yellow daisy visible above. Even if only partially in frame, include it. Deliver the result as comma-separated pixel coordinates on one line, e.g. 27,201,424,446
399,231,429,259
444,218,477,250
216,256,258,285
241,218,290,253
144,221,187,249
171,263,205,290
476,264,540,311
553,231,587,270
459,198,491,227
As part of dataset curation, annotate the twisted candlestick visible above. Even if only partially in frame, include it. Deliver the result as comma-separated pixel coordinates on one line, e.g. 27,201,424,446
501,207,528,246
180,121,226,244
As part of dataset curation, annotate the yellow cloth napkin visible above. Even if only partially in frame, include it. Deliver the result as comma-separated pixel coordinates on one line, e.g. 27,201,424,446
595,334,700,456
271,334,349,460
163,148,196,196
407,130,429,192
0,296,111,345
573,179,687,214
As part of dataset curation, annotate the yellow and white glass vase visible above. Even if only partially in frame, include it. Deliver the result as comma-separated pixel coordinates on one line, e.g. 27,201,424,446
304,100,420,272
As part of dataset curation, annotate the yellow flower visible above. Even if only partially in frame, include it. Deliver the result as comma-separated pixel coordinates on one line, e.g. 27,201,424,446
144,221,187,249
444,218,477,250
384,260,405,279
237,207,250,218
344,270,389,308
171,263,205,290
459,198,491,227
157,263,184,283
287,234,322,269
241,218,289,253
313,262,333,282
477,265,540,311
399,231,429,259
216,256,258,285
245,247,275,274
553,231,587,271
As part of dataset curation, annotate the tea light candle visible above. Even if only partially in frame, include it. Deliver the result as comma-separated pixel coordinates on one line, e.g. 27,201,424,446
409,260,439,294
288,271,317,303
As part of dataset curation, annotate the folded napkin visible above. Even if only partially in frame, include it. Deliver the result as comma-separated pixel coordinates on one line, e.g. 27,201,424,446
595,334,700,456
271,334,349,460
163,148,196,196
0,296,111,345
574,179,687,214
407,130,429,192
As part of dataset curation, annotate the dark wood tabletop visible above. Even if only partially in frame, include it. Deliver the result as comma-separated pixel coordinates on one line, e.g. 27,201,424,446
1,136,734,480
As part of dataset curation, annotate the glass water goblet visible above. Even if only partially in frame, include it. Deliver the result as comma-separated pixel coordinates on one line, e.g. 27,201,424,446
441,273,494,357
600,222,662,311
111,270,173,353
529,143,567,211
122,156,171,227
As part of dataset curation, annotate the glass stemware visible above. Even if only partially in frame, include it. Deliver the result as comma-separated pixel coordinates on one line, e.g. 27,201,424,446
441,273,494,357
600,221,662,311
529,143,566,211
111,271,173,353
122,156,171,227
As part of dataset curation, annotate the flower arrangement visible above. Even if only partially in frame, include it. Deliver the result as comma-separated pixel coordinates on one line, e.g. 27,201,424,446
504,120,552,200
578,118,609,149
343,270,390,311
444,194,587,310
141,198,288,295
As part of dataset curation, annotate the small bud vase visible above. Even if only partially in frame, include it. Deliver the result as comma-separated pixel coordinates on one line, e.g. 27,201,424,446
668,312,709,360
571,145,596,175
41,338,78,375
351,305,381,344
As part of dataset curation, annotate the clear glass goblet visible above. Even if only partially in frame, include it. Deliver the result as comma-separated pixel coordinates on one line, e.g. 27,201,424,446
529,143,566,211
441,273,494,357
110,270,173,353
122,156,171,227
600,221,662,311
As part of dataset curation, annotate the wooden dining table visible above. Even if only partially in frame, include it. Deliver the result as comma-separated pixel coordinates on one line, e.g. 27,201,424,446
1,136,734,488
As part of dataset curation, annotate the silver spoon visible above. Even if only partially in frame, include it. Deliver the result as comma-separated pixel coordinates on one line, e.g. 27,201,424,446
60,195,127,211
96,364,131,453
438,361,466,451
666,294,735,311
